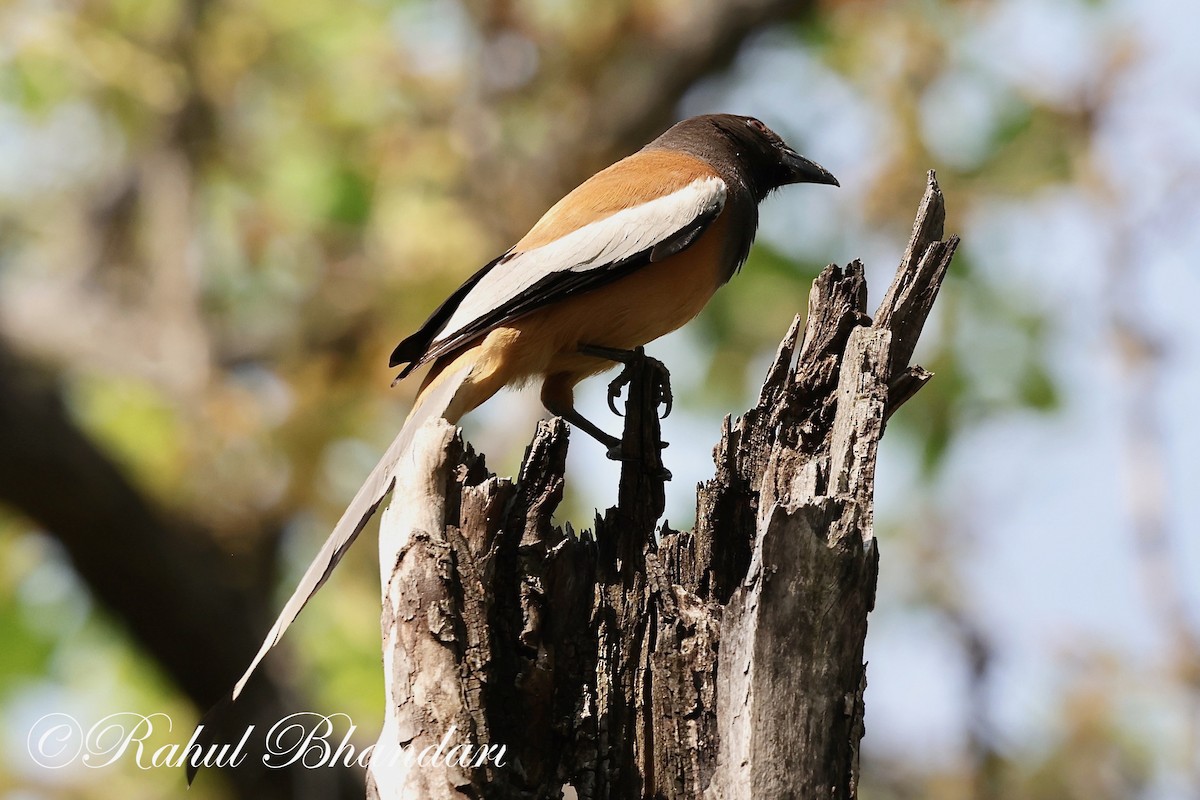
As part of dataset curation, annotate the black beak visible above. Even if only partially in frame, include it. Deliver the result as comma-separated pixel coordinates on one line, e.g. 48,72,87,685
781,149,839,187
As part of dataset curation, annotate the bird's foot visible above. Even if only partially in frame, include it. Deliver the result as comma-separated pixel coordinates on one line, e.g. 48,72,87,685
578,344,674,421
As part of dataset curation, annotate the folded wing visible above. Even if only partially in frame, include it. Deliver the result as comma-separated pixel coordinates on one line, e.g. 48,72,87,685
390,174,727,375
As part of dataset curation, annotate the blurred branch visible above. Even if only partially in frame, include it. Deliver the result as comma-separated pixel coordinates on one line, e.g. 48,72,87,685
568,0,819,164
1097,131,1200,789
945,607,1003,800
0,343,361,800
470,0,818,238
1109,298,1200,790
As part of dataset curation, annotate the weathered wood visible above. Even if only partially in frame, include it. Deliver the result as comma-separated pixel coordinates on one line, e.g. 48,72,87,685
370,172,957,799
368,421,474,799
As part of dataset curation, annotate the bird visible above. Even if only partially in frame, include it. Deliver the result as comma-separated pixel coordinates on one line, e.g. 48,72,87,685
224,113,837,707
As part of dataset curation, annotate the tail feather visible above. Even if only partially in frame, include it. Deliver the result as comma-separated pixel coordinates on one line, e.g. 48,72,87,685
230,358,477,702
187,357,478,787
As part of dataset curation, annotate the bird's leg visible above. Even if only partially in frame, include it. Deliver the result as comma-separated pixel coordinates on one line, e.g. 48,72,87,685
541,375,623,458
553,406,623,455
577,345,674,421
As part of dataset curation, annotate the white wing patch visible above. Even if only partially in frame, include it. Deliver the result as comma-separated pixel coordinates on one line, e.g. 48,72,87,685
433,176,727,347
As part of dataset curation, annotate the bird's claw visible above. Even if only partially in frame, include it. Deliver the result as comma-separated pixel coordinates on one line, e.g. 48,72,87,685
607,370,632,416
588,345,673,421
635,354,672,419
656,368,674,419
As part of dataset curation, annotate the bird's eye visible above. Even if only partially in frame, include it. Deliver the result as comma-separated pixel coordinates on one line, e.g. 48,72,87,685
747,118,768,134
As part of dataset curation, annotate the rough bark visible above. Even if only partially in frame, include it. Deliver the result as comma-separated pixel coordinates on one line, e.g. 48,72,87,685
369,172,958,799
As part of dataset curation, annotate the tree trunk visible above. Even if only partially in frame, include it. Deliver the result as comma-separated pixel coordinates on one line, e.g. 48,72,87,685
365,172,958,799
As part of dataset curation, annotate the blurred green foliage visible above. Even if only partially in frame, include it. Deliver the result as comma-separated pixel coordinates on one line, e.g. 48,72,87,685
1,0,1192,797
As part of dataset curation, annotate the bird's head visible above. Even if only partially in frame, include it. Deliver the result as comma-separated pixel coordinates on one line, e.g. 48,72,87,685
660,114,839,201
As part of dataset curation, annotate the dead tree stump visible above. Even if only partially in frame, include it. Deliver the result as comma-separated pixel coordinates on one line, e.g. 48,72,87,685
365,172,958,799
